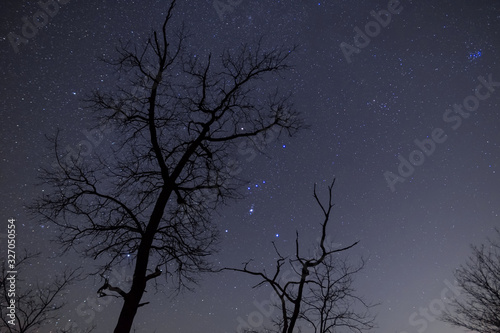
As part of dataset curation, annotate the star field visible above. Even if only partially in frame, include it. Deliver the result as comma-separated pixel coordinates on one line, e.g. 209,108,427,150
1,1,499,333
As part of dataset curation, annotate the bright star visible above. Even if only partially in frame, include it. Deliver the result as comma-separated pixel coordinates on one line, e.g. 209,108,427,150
249,203,255,215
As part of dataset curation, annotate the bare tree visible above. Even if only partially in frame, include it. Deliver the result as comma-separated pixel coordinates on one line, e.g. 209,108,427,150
226,179,376,333
31,1,303,332
0,251,81,333
440,230,500,333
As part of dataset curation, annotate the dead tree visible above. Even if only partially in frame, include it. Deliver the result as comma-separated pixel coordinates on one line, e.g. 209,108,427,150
31,1,303,332
0,251,81,333
439,229,500,333
226,179,376,333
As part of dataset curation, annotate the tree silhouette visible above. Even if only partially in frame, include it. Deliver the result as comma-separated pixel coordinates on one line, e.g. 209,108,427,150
0,251,82,333
439,229,500,333
300,254,375,333
32,1,303,332
226,179,376,333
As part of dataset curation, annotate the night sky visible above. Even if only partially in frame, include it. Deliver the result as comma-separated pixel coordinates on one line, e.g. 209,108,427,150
1,0,499,332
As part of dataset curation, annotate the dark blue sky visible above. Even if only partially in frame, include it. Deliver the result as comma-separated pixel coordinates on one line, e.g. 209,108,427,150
1,0,499,332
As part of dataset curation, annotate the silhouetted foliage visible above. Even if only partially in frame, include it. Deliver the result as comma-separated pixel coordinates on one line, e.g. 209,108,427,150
440,229,500,333
0,251,81,333
32,1,303,332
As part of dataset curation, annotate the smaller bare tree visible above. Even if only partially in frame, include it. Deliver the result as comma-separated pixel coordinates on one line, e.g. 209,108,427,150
226,178,376,333
0,251,81,333
440,229,500,333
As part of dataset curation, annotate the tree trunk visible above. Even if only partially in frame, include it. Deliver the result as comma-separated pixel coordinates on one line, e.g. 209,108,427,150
113,187,172,333
287,266,308,333
113,282,145,333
